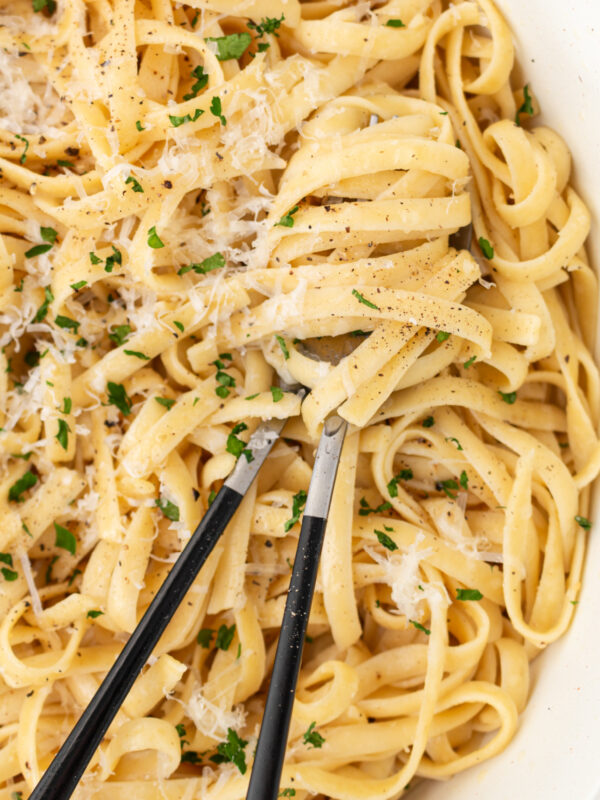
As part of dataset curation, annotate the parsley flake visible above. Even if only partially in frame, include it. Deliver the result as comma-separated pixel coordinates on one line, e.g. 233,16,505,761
270,386,284,402
55,315,80,333
436,479,458,499
302,722,325,749
206,32,252,61
125,175,144,193
70,280,87,291
25,243,52,259
436,331,450,342
385,18,405,26
409,619,430,635
89,252,102,265
445,437,463,450
275,205,299,228
197,628,214,648
464,355,477,369
105,245,122,272
359,498,392,516
226,422,253,462
375,529,398,551
32,286,54,323
215,623,236,650
515,84,534,126
498,390,517,404
55,418,70,450
459,470,469,490
210,96,226,125
106,381,132,416
87,609,104,619
147,226,165,248
478,237,494,259
284,489,307,532
456,588,483,601
275,334,290,359
155,397,175,410
387,469,412,497
124,349,150,360
183,65,209,101
109,324,131,346
575,515,591,530
178,252,225,275
54,522,76,555
422,416,434,427
1,567,18,582
156,498,180,521
352,288,379,310
8,470,37,502
168,108,204,127
15,133,29,164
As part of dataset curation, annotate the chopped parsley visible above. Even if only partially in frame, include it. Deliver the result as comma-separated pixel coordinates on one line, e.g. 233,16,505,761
32,0,56,13
135,120,145,132
409,619,430,635
55,418,70,450
89,251,102,265
436,331,450,342
210,96,226,126
456,588,483,601
210,728,249,774
105,245,122,272
54,522,76,555
436,478,458,499
463,355,477,369
25,243,53,259
275,205,299,228
57,159,74,168
208,489,216,506
385,18,405,26
55,315,80,333
15,133,29,164
359,498,392,516
2,567,18,582
226,422,253,462
248,14,285,37
197,628,214,648
302,722,325,749
8,470,37,502
70,280,87,291
478,237,494,259
422,416,434,427
213,358,236,398
67,568,82,586
45,555,59,583
245,393,259,400
375,529,397,551
183,65,209,101
32,286,54,323
156,498,180,522
41,226,58,244
215,623,236,650
498,390,517,404
352,288,379,310
178,252,225,275
387,469,412,497
445,437,463,450
270,386,284,402
515,84,534,126
575,515,591,530
459,470,469,490
169,108,204,127
124,349,150,360
155,397,175,410
125,175,144,193
106,381,132,416
284,489,307,532
173,320,184,332
0,553,13,567
147,226,165,249
206,32,253,61
109,324,131,346
87,609,104,619
275,334,290,359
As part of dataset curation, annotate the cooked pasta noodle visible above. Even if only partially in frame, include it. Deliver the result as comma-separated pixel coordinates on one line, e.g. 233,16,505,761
0,0,597,797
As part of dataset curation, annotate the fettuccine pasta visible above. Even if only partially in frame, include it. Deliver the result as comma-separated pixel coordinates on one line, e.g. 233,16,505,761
0,0,597,797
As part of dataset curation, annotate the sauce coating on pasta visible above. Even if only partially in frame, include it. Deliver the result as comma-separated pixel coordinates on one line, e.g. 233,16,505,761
0,0,597,797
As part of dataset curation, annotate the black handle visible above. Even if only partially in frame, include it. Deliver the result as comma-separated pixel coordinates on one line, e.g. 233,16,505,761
30,485,242,800
246,514,328,800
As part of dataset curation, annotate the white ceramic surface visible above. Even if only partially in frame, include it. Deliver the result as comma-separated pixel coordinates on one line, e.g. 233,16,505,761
412,2,600,798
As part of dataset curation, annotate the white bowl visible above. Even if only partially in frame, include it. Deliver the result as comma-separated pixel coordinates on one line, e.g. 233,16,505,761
412,2,600,798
